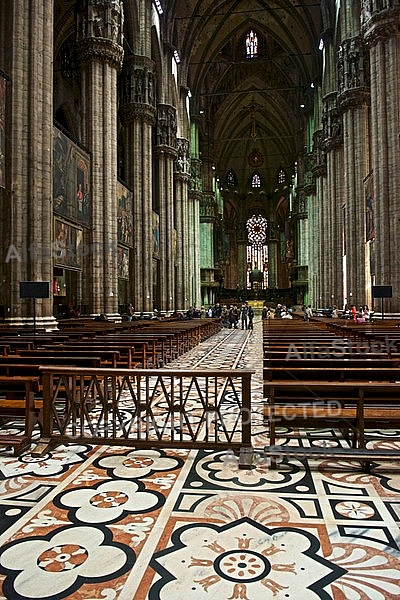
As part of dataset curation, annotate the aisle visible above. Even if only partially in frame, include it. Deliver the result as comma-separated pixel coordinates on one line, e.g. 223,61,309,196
0,320,398,599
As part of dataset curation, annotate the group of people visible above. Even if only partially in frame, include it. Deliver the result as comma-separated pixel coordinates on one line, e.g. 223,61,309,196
202,302,255,330
346,304,372,322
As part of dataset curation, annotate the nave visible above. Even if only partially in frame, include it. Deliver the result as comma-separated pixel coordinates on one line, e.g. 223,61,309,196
0,320,399,599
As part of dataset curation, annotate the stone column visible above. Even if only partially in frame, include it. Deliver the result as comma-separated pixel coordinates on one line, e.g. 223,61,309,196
237,220,247,291
2,0,56,328
267,222,278,290
155,104,177,312
174,138,190,312
189,157,202,309
76,0,124,317
311,130,327,307
200,192,218,306
363,4,400,310
338,35,371,308
320,93,343,307
120,56,156,314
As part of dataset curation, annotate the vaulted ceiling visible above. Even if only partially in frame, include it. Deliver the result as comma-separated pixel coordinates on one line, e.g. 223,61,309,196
167,0,323,201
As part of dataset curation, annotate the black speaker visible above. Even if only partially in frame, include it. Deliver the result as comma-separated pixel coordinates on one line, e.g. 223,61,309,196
372,285,392,298
20,281,50,299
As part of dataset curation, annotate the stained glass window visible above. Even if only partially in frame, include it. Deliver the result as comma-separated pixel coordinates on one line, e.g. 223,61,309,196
226,169,237,187
246,214,268,247
246,30,258,59
251,173,261,188
278,168,286,184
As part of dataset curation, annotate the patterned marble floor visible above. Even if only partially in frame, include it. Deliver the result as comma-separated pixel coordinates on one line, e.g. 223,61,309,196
0,321,399,599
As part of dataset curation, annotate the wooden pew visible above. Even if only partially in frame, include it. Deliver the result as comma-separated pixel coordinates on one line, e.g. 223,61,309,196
265,379,400,451
17,348,120,368
262,319,400,469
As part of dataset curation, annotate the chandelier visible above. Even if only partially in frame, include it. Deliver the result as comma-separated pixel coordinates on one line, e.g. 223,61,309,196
246,214,268,247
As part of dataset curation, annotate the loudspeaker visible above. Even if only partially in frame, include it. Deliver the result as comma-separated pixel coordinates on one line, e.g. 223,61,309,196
19,281,50,299
372,285,392,298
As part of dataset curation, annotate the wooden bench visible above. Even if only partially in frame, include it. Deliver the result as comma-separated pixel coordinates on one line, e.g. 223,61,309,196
39,341,149,368
0,376,41,455
264,379,400,467
0,356,102,369
18,348,120,368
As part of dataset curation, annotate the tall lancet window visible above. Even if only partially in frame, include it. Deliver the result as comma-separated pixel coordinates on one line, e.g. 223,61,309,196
246,30,258,59
278,168,286,184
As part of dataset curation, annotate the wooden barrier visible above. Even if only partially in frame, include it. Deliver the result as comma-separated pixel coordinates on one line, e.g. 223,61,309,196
0,376,41,455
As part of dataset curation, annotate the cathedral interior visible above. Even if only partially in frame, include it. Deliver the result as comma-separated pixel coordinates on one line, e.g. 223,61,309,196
0,4,400,599
1,0,397,326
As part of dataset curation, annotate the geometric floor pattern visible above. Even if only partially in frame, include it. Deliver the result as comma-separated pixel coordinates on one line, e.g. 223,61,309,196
0,320,399,599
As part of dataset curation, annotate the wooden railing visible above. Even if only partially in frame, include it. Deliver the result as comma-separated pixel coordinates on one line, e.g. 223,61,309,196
34,367,254,464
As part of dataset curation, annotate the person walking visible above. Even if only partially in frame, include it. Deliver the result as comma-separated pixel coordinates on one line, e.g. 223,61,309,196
229,305,238,329
240,302,248,330
247,304,254,330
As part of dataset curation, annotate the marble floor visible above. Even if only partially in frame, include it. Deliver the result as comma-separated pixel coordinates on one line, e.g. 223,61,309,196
0,321,399,599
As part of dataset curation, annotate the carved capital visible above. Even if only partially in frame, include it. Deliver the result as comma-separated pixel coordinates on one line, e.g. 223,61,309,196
76,37,124,69
362,3,400,46
119,103,156,126
292,189,308,220
156,104,177,150
321,94,342,151
311,131,327,178
175,138,190,175
121,56,156,107
337,37,369,96
200,193,218,221
189,158,202,193
76,0,124,42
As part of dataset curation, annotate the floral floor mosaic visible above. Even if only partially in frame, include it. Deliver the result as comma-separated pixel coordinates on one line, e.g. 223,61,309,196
0,321,399,599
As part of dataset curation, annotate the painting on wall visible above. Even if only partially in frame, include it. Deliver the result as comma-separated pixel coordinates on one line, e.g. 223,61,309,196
54,219,83,270
0,74,6,188
117,182,133,247
53,128,91,226
117,245,129,279
152,211,160,258
365,172,375,242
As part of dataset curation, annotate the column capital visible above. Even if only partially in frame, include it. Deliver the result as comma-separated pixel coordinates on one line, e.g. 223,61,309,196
200,192,218,223
76,0,124,69
156,104,177,150
292,189,308,220
119,103,156,126
362,3,400,47
76,37,124,69
311,130,327,178
121,57,156,105
174,138,190,176
321,94,342,152
302,153,316,196
189,158,202,193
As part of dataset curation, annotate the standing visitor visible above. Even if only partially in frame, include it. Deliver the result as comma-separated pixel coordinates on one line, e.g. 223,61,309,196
248,305,254,330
